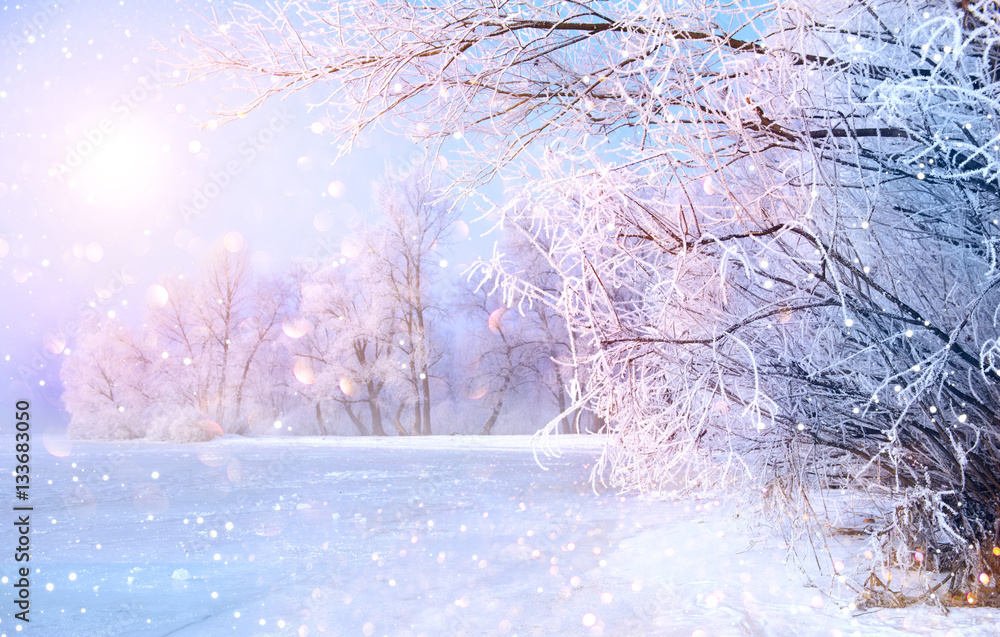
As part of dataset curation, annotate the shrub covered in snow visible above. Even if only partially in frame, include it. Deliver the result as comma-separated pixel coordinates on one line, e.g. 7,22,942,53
144,407,224,443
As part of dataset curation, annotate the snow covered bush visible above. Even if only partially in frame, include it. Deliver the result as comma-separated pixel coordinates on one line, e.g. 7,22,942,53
180,0,1000,602
144,406,225,443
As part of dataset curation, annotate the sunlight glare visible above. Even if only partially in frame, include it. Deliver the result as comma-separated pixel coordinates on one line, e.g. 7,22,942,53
76,119,167,209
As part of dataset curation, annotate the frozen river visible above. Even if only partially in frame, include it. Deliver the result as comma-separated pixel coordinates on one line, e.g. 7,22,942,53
3,435,999,636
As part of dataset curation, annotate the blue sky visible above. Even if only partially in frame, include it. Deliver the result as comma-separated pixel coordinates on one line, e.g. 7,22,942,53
0,0,491,426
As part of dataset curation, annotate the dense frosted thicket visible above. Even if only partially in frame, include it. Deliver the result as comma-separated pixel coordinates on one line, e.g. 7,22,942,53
179,0,1000,602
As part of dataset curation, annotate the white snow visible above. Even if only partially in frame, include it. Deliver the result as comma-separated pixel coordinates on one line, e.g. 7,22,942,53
6,435,999,636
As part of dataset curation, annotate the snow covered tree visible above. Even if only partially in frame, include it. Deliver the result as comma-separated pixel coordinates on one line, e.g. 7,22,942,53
291,255,402,436
242,326,298,432
367,168,459,434
288,168,456,436
230,273,294,433
61,316,160,439
467,229,587,434
61,244,294,440
456,278,541,435
150,246,293,433
181,0,1000,602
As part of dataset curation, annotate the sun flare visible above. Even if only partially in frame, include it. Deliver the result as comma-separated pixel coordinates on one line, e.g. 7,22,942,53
74,119,167,209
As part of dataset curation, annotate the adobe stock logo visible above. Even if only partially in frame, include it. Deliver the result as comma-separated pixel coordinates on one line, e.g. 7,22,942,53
2,1,64,55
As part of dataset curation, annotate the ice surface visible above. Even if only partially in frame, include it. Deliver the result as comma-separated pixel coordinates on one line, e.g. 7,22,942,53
4,435,999,636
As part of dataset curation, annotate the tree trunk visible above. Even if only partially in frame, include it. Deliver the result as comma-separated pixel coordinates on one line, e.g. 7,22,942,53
481,373,511,435
392,403,410,436
554,367,575,434
231,416,249,436
353,340,386,435
234,348,256,430
421,371,432,435
343,402,369,436
412,398,422,435
416,304,432,435
366,380,386,435
591,412,607,434
405,319,423,435
217,339,229,428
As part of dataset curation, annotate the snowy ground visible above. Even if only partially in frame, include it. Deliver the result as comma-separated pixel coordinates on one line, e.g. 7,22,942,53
3,435,999,636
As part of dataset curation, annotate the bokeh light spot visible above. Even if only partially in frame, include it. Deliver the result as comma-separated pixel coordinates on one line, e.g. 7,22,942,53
223,231,244,253
293,359,316,385
488,307,506,335
327,180,345,198
146,284,169,309
282,318,309,339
